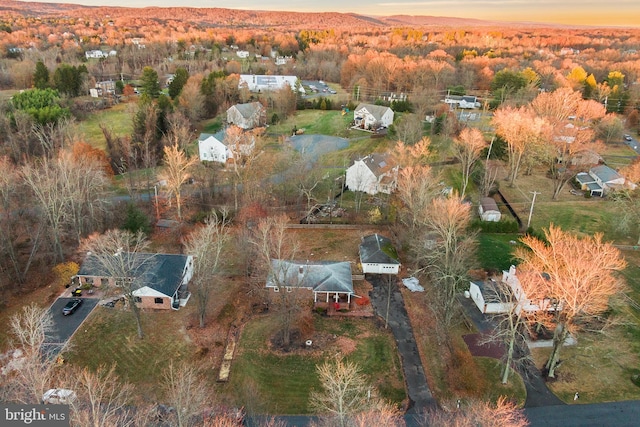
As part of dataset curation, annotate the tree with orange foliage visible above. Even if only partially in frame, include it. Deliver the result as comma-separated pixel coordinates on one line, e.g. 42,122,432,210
530,88,607,199
71,141,114,178
452,127,487,198
492,106,550,187
516,225,626,378
423,396,528,427
159,144,198,221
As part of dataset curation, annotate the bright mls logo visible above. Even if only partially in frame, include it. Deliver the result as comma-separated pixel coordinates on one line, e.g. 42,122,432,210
1,405,69,426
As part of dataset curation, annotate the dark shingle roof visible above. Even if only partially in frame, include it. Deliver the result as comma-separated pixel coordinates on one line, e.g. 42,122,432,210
77,253,189,297
267,260,354,294
359,234,400,265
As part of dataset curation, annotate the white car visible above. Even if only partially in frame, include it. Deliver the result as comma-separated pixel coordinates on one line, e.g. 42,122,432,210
43,388,77,404
624,134,632,141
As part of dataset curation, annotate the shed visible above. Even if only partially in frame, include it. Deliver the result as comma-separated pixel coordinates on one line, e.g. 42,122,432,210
479,197,501,222
359,234,401,274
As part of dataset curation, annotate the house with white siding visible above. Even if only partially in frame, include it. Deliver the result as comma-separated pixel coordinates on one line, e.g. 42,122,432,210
353,103,394,130
345,153,398,195
226,102,266,130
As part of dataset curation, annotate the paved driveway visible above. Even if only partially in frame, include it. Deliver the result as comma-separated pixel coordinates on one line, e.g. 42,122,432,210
43,297,99,357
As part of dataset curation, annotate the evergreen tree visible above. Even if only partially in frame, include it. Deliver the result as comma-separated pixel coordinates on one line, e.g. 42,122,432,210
33,61,49,89
168,68,189,99
141,66,161,99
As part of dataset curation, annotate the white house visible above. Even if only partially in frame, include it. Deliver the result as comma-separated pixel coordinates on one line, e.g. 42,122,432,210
478,197,501,222
226,102,266,130
575,164,634,197
238,74,305,94
85,50,107,59
468,280,513,314
443,95,481,109
353,103,394,130
345,153,398,195
359,234,401,274
75,253,193,311
468,265,560,315
236,50,250,59
198,132,231,163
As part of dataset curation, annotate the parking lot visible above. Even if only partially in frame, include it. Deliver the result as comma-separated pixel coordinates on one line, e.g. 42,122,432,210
44,297,99,357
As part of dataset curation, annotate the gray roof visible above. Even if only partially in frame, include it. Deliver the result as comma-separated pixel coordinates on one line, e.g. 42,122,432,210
267,260,354,294
472,280,510,303
590,165,621,183
198,130,226,144
359,234,400,265
77,253,189,297
480,197,499,212
231,102,263,119
355,103,391,121
575,172,594,185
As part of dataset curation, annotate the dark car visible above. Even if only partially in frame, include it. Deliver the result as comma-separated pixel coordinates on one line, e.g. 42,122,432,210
62,299,82,316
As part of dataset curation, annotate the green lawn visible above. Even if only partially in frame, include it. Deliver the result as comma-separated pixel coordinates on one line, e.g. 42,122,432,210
476,233,521,272
63,307,197,399
224,315,405,414
268,110,356,138
75,103,133,149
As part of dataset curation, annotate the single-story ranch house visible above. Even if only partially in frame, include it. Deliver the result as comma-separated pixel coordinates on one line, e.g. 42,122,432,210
359,234,401,274
75,253,193,310
266,260,357,310
575,164,636,197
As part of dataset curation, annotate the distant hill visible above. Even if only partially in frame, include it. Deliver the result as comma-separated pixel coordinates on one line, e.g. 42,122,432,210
0,1,565,29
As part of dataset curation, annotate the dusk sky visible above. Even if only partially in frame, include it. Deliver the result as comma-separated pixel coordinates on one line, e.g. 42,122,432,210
29,0,640,27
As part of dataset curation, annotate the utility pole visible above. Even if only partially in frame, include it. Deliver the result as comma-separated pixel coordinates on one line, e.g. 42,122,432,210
527,191,540,229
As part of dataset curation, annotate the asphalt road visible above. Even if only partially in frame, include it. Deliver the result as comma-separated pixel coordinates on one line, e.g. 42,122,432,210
623,135,640,154
44,297,99,357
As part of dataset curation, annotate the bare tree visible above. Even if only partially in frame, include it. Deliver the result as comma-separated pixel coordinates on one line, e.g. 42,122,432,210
395,165,439,231
421,396,528,427
251,215,301,350
183,211,231,328
492,106,550,187
80,229,152,339
69,365,142,427
3,304,56,404
413,194,476,328
162,362,209,427
310,357,384,427
159,144,198,220
452,127,486,198
530,88,606,199
516,225,627,378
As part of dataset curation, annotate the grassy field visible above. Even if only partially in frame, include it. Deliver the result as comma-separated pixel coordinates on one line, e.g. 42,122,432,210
63,307,199,400
268,110,359,139
75,102,133,149
476,233,521,272
223,314,405,414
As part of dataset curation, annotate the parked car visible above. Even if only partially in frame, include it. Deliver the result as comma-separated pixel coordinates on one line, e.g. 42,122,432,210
62,298,82,315
624,134,633,141
42,388,77,404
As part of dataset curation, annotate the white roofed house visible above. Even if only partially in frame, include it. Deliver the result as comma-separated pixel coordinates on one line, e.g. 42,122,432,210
238,74,305,94
226,102,266,130
345,153,398,195
266,260,357,311
353,103,394,131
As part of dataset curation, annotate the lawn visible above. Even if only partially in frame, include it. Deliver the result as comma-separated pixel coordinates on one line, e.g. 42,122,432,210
75,102,133,149
476,233,521,272
223,314,405,414
63,306,199,400
268,109,359,139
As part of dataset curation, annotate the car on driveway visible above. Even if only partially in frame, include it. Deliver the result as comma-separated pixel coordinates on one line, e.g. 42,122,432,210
62,298,82,315
624,134,633,141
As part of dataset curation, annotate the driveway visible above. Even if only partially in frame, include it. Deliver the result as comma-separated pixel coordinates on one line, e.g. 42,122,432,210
367,274,437,413
43,297,99,357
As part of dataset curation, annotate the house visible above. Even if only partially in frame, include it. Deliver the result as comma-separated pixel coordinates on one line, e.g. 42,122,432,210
198,132,230,163
238,74,305,94
85,50,107,59
478,197,501,222
468,265,560,315
266,260,356,309
345,153,398,195
353,103,394,130
442,95,481,109
226,102,266,130
75,253,193,310
468,280,513,314
575,164,633,197
359,234,401,274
